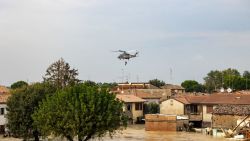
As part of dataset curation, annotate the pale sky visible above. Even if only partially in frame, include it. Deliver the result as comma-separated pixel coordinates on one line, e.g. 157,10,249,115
1,0,250,86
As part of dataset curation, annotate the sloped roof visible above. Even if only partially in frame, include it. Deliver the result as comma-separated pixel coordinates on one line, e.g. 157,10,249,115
0,86,9,93
120,89,170,99
213,105,250,115
171,93,250,105
0,93,11,104
0,86,11,104
116,94,146,103
174,95,207,104
115,82,159,90
202,93,250,105
161,84,184,90
134,91,163,99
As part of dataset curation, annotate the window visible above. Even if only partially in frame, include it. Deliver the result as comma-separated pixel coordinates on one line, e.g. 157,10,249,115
0,108,4,115
207,105,213,113
135,103,143,111
127,104,132,111
190,105,198,114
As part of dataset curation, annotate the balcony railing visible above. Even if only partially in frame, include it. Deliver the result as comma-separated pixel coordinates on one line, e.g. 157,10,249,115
189,113,202,121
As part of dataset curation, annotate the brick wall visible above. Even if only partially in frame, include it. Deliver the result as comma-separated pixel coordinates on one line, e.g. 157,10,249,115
212,115,244,129
145,114,177,131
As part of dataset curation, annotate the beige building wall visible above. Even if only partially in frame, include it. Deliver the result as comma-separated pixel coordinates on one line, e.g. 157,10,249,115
160,99,184,115
131,103,143,122
123,103,144,123
202,105,212,122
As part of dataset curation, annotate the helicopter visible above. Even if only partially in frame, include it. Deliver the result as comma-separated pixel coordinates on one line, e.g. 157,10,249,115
113,50,139,65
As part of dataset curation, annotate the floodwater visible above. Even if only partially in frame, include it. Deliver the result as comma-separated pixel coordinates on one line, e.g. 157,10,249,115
94,125,228,141
1,125,229,141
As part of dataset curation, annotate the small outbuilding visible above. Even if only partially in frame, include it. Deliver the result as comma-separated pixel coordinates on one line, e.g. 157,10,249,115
145,114,188,131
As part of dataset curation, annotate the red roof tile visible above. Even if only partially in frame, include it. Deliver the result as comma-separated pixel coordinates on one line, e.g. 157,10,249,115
0,86,9,94
0,93,11,104
116,94,146,103
173,93,250,105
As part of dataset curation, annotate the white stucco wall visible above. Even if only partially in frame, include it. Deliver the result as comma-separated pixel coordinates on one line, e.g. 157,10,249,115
0,104,7,125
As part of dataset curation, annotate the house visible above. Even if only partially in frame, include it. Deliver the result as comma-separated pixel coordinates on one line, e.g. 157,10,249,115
212,105,250,130
112,82,185,103
121,89,170,104
161,84,185,94
116,94,146,123
113,82,159,93
160,92,250,128
160,95,208,127
0,86,11,134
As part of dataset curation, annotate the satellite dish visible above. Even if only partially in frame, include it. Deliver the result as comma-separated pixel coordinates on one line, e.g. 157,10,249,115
227,88,232,93
220,87,225,93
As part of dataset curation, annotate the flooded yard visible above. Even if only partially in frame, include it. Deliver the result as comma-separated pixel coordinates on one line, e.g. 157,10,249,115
0,125,229,141
96,125,228,141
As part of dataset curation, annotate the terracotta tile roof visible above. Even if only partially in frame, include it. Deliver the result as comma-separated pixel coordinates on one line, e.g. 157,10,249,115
171,93,250,105
161,84,184,90
174,97,190,104
0,93,11,104
116,94,146,103
0,86,9,93
118,89,169,99
116,82,159,90
202,94,250,105
213,105,250,115
0,86,11,104
134,91,163,99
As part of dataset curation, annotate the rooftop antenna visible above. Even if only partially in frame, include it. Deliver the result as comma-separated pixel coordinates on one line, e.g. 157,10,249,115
136,75,139,83
170,68,173,82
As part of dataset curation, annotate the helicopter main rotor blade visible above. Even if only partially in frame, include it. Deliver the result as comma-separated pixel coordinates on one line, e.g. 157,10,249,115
112,50,126,53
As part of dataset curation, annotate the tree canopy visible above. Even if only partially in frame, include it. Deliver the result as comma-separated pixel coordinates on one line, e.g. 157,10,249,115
6,83,56,141
181,80,205,93
32,84,127,141
148,79,166,88
43,58,80,89
143,103,160,114
204,68,250,92
10,81,28,89
243,71,250,79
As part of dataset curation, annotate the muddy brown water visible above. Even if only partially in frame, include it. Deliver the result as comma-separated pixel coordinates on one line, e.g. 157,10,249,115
95,125,228,141
0,125,228,141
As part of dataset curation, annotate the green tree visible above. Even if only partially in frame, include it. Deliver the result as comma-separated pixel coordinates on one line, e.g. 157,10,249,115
43,58,80,89
243,71,250,79
83,80,97,87
32,84,127,141
181,80,205,92
149,79,166,88
6,83,56,141
243,71,250,90
143,103,159,114
204,70,223,93
222,68,241,78
98,82,117,89
10,81,28,89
